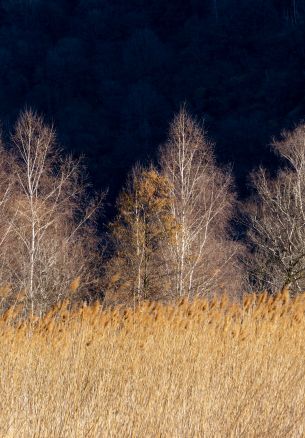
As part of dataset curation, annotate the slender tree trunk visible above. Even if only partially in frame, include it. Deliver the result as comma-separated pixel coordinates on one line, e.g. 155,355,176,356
178,129,186,297
135,195,142,303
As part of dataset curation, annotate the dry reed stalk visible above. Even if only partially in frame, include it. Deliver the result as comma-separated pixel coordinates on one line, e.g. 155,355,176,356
0,291,304,436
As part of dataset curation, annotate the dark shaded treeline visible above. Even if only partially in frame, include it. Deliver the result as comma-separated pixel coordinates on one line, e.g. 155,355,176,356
0,0,305,206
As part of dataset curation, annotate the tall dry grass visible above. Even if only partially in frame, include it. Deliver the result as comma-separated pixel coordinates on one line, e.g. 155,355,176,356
1,290,305,437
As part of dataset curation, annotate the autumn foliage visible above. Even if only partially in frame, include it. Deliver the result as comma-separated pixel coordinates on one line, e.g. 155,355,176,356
105,166,177,304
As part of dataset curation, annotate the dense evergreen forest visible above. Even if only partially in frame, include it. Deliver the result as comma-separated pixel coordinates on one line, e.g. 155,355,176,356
0,0,305,200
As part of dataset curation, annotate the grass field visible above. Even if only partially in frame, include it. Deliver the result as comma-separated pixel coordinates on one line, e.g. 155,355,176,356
0,290,305,437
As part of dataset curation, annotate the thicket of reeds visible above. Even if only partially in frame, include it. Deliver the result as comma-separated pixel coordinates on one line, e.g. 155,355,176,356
1,289,305,437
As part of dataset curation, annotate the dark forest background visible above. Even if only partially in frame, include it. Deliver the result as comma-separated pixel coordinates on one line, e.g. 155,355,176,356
0,0,305,205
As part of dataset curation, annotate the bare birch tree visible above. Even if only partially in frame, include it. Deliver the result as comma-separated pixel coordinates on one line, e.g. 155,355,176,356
0,110,103,313
245,123,305,294
159,108,243,299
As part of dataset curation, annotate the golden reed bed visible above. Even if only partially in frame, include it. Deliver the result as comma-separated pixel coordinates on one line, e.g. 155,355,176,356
1,290,305,437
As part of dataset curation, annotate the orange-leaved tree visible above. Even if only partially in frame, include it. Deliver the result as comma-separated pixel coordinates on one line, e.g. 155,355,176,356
105,166,177,305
